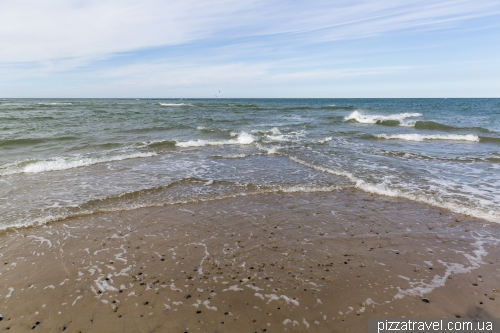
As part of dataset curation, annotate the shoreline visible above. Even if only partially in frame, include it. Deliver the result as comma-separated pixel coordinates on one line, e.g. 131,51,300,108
1,189,499,332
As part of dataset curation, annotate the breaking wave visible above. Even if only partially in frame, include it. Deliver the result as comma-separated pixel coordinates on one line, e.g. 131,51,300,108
345,111,422,126
373,134,480,142
1,152,157,176
176,132,255,147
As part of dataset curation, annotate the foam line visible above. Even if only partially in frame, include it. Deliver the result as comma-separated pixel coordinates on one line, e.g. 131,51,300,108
374,133,480,142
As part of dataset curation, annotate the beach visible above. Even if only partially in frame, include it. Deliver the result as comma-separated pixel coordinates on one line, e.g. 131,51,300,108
1,98,500,331
1,189,499,332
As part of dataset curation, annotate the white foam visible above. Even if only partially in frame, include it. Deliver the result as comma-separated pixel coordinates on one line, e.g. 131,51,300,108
265,294,299,306
203,300,217,311
266,147,279,155
3,152,156,175
27,235,52,248
37,102,72,105
317,137,332,144
263,129,306,143
270,127,281,135
288,156,500,223
374,133,480,142
215,154,248,159
159,103,192,106
223,285,243,292
5,287,14,298
170,283,183,292
72,295,83,306
254,293,265,300
176,132,254,147
345,111,421,125
188,243,209,275
394,237,495,299
246,284,263,291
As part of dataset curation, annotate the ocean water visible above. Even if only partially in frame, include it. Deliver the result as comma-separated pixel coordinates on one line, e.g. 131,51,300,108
1,98,499,230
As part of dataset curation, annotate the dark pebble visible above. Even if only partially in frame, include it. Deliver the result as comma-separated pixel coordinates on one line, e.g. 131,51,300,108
422,298,430,303
197,311,201,314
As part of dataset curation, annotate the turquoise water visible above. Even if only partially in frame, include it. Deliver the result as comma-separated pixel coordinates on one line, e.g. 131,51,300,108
1,98,499,229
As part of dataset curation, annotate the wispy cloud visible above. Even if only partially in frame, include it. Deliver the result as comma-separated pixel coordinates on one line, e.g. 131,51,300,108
1,0,499,97
2,0,498,64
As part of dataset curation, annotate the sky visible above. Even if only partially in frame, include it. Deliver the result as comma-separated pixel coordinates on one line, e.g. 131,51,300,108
1,0,500,98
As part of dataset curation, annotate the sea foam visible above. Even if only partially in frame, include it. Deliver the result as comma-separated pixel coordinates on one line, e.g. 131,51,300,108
3,152,157,175
159,103,192,106
37,102,73,105
288,156,500,223
345,111,421,126
176,132,255,147
374,134,480,142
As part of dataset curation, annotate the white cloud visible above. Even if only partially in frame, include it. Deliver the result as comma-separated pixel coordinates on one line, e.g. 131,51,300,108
1,0,499,64
1,0,499,97
0,0,255,63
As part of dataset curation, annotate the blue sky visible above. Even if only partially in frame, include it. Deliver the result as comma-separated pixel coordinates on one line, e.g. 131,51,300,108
1,0,499,97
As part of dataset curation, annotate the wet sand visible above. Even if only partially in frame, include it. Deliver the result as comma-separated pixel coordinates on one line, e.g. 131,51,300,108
1,190,499,332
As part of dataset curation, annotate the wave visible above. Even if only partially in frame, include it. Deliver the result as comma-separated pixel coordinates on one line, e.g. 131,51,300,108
196,126,232,136
316,137,333,144
478,136,500,144
414,121,492,133
279,106,310,111
211,153,264,159
287,156,500,223
279,105,358,111
175,131,255,147
414,121,458,131
142,140,177,149
345,111,421,126
321,105,357,110
227,103,260,108
373,134,480,142
0,136,78,147
37,102,73,105
159,103,192,106
0,178,344,232
0,152,157,176
376,149,500,163
251,127,307,143
0,116,56,121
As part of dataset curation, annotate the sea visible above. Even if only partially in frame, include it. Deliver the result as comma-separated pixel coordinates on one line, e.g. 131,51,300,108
1,98,499,230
